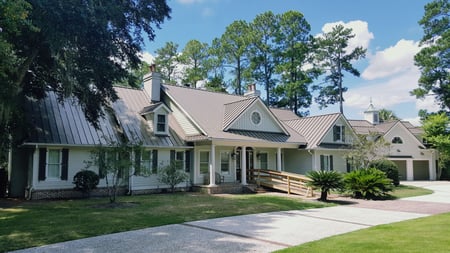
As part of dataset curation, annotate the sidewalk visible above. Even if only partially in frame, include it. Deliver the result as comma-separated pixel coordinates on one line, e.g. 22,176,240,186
10,181,450,253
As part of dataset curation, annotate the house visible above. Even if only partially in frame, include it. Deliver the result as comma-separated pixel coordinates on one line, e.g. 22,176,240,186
8,70,438,199
348,103,438,180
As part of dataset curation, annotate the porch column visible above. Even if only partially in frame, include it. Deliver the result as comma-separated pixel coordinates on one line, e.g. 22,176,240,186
241,146,247,185
406,159,414,181
209,144,216,186
429,152,436,180
277,147,282,171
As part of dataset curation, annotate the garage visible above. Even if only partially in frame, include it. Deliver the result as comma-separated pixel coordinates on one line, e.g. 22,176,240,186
391,160,407,180
413,160,430,180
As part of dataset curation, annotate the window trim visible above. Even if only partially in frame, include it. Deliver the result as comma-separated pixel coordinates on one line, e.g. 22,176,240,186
333,125,345,142
392,136,403,144
199,151,210,175
220,151,230,174
320,154,334,171
250,110,262,126
155,113,168,135
46,149,62,180
259,152,268,170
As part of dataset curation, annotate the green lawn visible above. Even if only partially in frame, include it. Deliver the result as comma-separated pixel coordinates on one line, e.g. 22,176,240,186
276,212,450,253
389,184,433,199
0,193,332,252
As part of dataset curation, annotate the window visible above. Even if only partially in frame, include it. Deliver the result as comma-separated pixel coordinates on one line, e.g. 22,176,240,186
320,155,333,171
251,111,261,125
259,153,268,170
220,152,230,174
38,148,68,181
141,150,153,172
175,151,185,170
47,149,61,179
392,137,403,144
156,114,167,134
333,125,345,142
199,151,209,174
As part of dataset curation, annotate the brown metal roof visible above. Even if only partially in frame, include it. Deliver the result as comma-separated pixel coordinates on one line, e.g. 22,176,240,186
162,85,306,145
113,86,186,148
23,92,121,146
348,119,423,136
283,113,341,149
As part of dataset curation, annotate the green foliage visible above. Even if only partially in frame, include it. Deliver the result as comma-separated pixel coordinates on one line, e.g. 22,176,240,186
368,159,400,186
157,161,189,193
378,108,400,122
307,170,343,201
154,41,180,83
344,168,393,199
413,0,449,110
180,39,209,87
345,133,391,169
73,170,100,197
314,24,367,113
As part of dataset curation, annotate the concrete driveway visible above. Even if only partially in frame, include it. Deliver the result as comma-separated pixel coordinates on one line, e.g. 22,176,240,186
10,181,450,253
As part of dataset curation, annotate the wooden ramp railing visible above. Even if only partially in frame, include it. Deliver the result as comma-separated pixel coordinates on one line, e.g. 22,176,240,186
250,169,314,197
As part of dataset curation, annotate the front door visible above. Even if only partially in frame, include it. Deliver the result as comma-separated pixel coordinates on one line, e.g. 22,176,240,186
235,147,254,182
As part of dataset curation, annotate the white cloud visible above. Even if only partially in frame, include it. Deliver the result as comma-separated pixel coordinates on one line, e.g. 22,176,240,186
139,51,155,64
320,20,374,53
415,94,441,112
362,39,421,80
177,0,205,4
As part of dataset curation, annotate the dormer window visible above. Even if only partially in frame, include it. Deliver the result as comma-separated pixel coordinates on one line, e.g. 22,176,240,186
392,137,403,144
333,125,345,142
155,114,168,135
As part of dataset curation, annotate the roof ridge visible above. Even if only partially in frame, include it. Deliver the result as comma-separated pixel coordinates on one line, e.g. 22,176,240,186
163,83,246,98
285,112,341,122
113,85,142,91
223,96,257,106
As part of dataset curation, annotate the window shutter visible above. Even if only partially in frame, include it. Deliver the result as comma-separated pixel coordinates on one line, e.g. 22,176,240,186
38,148,47,181
170,150,175,163
185,150,191,172
134,149,141,176
342,126,345,142
152,150,158,173
320,155,324,171
329,155,334,171
61,149,69,180
99,151,106,179
333,126,338,141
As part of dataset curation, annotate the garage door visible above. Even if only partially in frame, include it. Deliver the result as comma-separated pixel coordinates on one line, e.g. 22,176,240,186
413,160,430,180
391,160,407,180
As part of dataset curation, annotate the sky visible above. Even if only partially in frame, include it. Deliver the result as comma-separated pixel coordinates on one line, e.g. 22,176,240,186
141,0,440,125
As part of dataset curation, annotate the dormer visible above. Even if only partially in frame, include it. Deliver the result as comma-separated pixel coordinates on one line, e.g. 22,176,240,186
364,100,379,125
140,102,171,136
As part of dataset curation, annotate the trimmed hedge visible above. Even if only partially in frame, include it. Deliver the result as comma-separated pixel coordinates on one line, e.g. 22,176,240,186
368,159,400,186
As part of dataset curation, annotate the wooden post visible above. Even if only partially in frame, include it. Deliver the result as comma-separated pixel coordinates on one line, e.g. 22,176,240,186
287,176,291,195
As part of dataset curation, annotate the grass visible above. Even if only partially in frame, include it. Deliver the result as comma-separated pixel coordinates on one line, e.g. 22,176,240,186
0,193,332,252
276,212,450,253
389,184,433,199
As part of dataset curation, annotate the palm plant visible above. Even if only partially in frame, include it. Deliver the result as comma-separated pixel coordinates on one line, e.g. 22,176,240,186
307,170,343,201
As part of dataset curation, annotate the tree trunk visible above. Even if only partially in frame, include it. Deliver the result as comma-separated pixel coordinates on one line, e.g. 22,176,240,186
320,190,328,201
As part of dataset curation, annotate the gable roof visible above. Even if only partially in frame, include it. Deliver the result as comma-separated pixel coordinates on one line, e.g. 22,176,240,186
348,119,423,136
113,86,186,148
23,91,121,146
162,85,306,145
283,113,343,149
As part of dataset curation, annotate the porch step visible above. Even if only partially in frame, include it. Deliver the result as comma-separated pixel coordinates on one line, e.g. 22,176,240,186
243,184,267,193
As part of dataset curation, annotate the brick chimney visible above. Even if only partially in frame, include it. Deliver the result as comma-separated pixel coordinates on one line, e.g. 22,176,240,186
244,84,261,97
143,64,161,102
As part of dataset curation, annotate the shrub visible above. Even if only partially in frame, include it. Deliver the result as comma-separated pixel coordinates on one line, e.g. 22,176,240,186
344,168,393,199
368,159,400,186
157,161,189,193
73,170,100,197
307,170,343,201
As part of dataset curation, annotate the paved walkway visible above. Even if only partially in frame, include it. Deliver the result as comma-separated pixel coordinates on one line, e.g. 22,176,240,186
11,181,450,253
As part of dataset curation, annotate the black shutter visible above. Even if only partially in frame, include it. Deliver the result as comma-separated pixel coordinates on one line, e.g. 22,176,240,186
185,150,191,172
320,155,324,171
152,150,158,173
330,155,334,171
342,126,345,142
61,149,69,180
170,150,175,163
38,148,47,181
134,149,141,176
333,126,339,141
99,151,106,179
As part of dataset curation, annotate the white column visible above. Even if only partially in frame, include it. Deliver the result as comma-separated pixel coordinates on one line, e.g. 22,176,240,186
406,159,414,181
241,146,247,185
429,151,436,180
209,144,216,186
32,147,39,187
277,147,282,172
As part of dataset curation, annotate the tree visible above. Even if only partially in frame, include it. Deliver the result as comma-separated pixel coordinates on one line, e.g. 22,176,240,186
87,139,143,203
412,0,449,110
203,38,227,92
154,41,180,84
307,170,343,201
219,20,252,95
248,11,279,105
379,109,400,122
315,24,366,114
345,133,391,169
180,40,209,87
421,112,450,179
0,0,171,168
274,11,319,116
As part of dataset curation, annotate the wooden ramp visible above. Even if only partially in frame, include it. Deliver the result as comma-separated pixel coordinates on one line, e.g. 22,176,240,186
250,169,314,197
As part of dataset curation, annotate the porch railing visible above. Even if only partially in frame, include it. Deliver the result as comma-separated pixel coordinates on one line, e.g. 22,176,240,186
250,169,314,197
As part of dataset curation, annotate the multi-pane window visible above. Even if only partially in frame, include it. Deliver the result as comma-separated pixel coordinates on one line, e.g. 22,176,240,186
220,152,230,174
141,150,152,172
156,114,166,133
259,153,268,170
320,155,333,171
199,151,209,174
47,149,61,179
175,151,184,170
392,137,403,144
333,125,345,142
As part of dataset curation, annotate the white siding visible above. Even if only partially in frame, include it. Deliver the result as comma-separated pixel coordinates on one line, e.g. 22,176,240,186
229,103,283,133
322,118,353,144
170,100,201,135
284,150,312,174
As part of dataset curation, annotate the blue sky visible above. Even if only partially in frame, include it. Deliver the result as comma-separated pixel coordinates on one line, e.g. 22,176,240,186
141,0,439,125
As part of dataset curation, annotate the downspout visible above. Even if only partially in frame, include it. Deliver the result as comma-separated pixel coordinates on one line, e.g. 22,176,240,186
307,149,315,171
26,145,38,200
